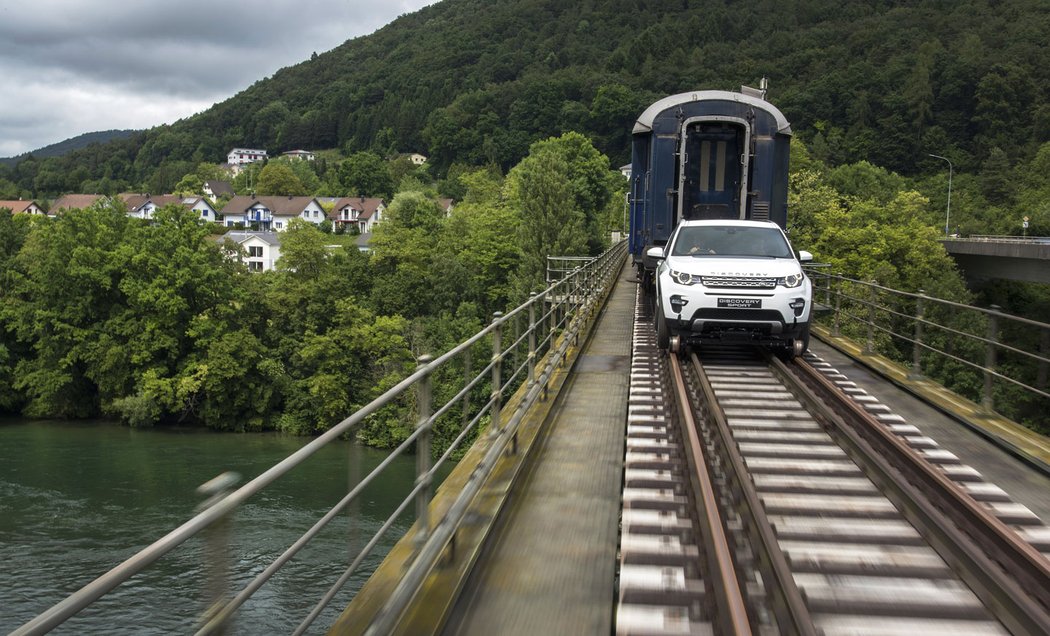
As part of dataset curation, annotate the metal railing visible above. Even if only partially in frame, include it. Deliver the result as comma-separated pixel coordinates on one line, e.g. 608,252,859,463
807,268,1050,428
14,241,628,636
948,235,1050,244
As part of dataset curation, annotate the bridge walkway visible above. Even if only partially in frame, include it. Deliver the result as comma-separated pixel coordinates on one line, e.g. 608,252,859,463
440,261,635,634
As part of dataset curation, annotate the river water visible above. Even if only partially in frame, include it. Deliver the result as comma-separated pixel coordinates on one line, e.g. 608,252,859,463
0,418,424,634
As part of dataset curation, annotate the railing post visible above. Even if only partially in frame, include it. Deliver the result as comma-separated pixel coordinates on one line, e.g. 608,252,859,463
983,306,999,413
865,280,877,354
415,355,433,545
461,347,472,430
1037,331,1045,390
348,442,362,565
572,268,582,346
196,471,241,635
490,312,503,437
910,291,925,379
528,293,537,388
1039,328,1050,390
833,275,842,337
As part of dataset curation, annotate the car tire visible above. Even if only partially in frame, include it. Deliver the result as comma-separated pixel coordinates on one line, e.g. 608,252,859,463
656,304,670,350
777,323,811,361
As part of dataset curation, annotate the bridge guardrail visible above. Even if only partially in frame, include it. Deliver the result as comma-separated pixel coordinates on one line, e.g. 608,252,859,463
805,268,1050,431
14,241,628,636
946,235,1050,244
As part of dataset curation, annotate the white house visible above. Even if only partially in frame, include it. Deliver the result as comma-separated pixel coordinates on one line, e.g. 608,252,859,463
183,197,219,223
329,196,386,233
203,180,234,202
270,196,326,231
0,199,45,215
119,193,218,222
221,231,282,272
281,149,316,161
227,148,268,166
408,153,427,165
221,195,326,231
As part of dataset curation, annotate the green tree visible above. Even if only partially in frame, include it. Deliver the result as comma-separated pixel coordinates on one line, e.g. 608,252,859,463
0,212,32,411
173,173,204,197
338,151,394,198
368,191,446,316
2,202,130,417
102,206,242,425
256,161,307,196
506,143,586,294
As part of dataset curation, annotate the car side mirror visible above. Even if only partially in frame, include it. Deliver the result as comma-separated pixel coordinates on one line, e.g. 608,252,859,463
797,250,813,263
646,246,665,260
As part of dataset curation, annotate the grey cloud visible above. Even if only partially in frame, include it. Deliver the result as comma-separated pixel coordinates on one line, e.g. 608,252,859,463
0,0,438,157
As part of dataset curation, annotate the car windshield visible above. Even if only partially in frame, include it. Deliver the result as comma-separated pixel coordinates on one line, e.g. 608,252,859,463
671,225,793,258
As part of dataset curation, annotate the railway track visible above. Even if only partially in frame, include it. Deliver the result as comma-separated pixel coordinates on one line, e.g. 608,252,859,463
616,289,1050,635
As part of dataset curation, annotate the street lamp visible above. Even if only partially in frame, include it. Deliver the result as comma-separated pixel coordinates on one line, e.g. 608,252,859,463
929,154,953,236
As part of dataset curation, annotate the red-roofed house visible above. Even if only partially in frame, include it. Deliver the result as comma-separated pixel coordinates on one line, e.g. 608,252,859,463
221,195,326,231
329,196,386,233
118,193,219,222
0,200,45,215
51,194,107,214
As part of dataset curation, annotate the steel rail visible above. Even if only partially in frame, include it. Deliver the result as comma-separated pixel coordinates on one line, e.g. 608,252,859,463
777,355,1050,636
667,353,752,636
686,350,817,636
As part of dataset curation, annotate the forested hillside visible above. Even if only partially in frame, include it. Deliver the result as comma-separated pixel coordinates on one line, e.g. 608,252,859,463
0,130,137,168
2,0,1048,224
3,0,1050,437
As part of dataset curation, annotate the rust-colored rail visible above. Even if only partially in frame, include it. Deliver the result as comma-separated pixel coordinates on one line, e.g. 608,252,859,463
667,353,752,635
778,355,1050,635
684,351,817,636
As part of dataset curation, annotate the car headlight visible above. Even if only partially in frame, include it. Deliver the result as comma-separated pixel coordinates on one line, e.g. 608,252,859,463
779,272,804,288
670,269,695,286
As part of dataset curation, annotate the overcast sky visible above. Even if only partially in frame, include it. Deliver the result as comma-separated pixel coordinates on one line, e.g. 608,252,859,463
0,0,440,158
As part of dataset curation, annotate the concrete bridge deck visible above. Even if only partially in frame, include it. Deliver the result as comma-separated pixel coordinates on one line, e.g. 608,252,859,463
439,260,634,634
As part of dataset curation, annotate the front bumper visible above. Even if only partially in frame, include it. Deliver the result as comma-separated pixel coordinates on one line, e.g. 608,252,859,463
660,282,812,344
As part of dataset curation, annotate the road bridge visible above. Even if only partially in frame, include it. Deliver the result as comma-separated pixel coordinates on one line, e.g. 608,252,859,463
942,236,1050,284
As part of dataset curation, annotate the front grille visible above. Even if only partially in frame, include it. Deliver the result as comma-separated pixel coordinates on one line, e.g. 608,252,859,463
700,276,777,289
691,308,785,322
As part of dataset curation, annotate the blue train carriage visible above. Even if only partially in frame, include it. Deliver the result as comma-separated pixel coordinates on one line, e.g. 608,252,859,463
628,86,793,280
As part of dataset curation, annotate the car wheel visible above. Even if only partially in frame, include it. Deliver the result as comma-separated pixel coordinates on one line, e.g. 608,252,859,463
656,303,670,350
777,323,810,361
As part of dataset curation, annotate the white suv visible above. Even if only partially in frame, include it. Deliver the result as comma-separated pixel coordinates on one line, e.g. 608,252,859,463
648,219,813,356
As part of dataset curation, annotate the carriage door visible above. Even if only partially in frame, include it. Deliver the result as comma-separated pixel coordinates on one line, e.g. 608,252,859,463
678,117,750,221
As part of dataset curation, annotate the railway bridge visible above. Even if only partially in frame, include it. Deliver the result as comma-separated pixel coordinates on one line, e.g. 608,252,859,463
12,242,1050,635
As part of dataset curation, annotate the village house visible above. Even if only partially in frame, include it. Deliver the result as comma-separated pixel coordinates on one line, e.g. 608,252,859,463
227,148,268,166
184,197,220,223
438,198,455,216
203,180,234,202
281,150,315,161
118,193,219,222
408,153,427,165
50,194,107,214
329,196,386,234
221,195,326,231
0,199,46,215
220,231,282,272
